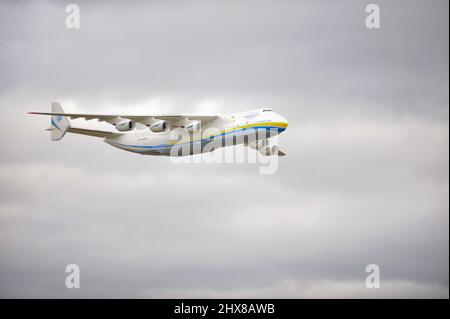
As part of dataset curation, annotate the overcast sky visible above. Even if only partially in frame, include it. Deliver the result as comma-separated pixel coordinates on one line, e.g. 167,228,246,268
0,0,448,298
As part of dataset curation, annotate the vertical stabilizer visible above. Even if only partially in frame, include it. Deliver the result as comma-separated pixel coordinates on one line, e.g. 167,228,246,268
47,102,71,141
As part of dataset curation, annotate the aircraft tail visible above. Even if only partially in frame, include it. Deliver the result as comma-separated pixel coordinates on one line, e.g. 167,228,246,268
46,102,71,141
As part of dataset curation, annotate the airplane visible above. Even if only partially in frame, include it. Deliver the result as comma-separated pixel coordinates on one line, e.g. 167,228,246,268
29,102,288,156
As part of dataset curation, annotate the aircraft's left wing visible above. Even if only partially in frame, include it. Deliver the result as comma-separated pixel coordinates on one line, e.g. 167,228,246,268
67,127,119,138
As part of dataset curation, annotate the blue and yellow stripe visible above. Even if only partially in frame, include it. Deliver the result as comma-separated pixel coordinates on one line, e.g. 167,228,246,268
108,121,288,150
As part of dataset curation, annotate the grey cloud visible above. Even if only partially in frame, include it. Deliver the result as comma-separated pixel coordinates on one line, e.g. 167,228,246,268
0,0,448,298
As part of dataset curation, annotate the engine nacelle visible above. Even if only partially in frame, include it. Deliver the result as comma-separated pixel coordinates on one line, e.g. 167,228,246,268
260,144,279,156
182,120,201,133
115,120,136,131
149,120,168,132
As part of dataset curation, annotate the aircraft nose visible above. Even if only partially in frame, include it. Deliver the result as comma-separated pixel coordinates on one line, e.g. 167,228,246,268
279,115,288,129
274,113,288,132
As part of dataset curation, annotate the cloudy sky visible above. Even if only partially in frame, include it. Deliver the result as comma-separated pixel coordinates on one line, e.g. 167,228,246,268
0,0,448,298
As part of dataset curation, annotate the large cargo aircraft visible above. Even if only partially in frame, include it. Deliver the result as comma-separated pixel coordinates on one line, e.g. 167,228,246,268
29,103,288,156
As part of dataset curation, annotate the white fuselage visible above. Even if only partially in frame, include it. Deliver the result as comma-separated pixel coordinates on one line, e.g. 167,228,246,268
104,108,288,156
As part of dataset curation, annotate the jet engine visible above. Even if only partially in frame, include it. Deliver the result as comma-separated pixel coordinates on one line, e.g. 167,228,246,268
182,120,201,132
115,119,136,131
149,120,168,132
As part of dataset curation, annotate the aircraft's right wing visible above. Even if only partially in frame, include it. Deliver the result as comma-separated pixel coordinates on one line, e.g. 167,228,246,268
29,102,221,141
29,111,219,127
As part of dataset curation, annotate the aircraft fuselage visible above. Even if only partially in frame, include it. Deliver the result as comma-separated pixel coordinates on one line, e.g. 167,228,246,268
104,108,288,156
